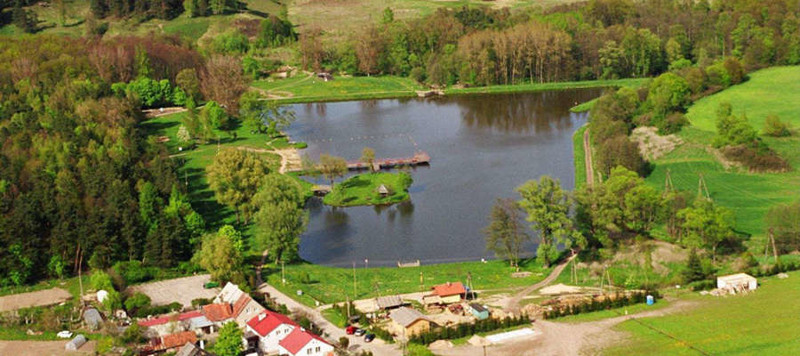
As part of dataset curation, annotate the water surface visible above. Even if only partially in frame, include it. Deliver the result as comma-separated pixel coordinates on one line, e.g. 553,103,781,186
286,89,601,267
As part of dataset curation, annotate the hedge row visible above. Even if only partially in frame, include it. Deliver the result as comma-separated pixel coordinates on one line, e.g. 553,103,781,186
542,290,658,319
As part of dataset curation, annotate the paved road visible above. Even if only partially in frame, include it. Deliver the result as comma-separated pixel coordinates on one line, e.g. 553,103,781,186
259,284,401,355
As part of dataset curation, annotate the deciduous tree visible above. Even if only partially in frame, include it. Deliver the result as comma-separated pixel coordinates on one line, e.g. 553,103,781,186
206,149,270,223
484,198,528,268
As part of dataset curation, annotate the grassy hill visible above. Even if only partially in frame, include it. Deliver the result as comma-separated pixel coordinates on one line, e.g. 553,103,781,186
605,271,800,355
644,66,800,242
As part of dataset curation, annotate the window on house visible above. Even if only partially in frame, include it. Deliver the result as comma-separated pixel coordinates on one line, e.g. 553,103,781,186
307,349,312,355
315,346,321,352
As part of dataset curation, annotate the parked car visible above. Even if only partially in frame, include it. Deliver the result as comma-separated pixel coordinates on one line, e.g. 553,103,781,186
346,326,357,335
364,333,375,343
57,330,73,339
354,328,366,336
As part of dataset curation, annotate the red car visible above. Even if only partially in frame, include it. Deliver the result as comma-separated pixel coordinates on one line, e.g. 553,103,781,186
346,326,357,335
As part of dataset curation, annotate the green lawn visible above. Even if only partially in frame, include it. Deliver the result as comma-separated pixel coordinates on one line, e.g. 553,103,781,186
253,74,426,103
445,78,647,96
573,124,588,188
263,259,551,306
643,66,800,240
323,172,412,207
605,271,800,355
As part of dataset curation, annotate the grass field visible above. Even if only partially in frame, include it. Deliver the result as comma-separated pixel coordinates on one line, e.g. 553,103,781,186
444,78,647,96
323,172,412,207
253,74,426,102
605,271,800,355
643,66,800,241
263,259,551,306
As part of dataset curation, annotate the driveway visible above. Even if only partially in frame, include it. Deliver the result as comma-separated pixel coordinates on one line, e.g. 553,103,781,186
128,274,218,307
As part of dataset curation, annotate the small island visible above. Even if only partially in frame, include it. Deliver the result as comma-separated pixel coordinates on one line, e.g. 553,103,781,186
323,172,413,207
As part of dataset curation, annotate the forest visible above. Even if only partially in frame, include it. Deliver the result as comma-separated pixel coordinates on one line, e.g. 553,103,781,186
2,0,800,288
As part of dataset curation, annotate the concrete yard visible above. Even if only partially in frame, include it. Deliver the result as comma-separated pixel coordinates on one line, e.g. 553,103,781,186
0,288,72,312
128,274,219,307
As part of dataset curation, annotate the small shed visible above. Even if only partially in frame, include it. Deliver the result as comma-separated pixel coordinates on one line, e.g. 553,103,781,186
468,303,489,320
65,334,87,351
376,295,407,310
377,184,390,197
717,273,758,292
389,307,434,336
83,308,103,330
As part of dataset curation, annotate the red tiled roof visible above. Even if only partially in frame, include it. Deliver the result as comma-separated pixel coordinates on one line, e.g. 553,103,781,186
203,303,233,322
178,310,204,321
279,328,330,355
246,310,297,337
138,316,171,327
161,331,197,349
232,294,252,318
432,282,466,297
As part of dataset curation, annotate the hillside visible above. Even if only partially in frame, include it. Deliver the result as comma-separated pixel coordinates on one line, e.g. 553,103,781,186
644,66,800,241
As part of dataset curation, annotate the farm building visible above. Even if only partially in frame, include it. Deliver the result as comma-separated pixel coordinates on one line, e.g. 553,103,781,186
389,307,435,336
468,303,490,320
717,273,758,292
375,295,407,310
429,282,466,304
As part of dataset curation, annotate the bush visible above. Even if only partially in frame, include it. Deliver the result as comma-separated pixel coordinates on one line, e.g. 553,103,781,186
409,67,426,83
191,298,212,308
293,142,308,149
91,271,115,291
688,279,716,291
339,336,349,349
541,291,656,320
763,115,791,137
124,292,152,312
721,145,790,172
113,261,156,285
409,315,530,344
134,302,182,318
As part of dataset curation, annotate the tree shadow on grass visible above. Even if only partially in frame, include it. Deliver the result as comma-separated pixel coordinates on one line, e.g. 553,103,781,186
141,120,180,135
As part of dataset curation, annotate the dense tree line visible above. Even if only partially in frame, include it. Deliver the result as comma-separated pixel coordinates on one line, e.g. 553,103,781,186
0,35,208,286
295,0,800,86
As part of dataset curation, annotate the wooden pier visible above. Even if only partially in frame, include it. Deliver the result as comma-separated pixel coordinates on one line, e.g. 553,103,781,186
347,151,431,171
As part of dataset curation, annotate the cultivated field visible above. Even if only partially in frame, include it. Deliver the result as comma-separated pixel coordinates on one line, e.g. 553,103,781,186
0,340,96,356
0,288,71,312
644,66,800,239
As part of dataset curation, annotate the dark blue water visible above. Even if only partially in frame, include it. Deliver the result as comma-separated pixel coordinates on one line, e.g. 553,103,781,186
285,89,601,267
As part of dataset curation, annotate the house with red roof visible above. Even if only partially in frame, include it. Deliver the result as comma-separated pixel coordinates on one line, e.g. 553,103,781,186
146,331,198,353
429,282,466,304
244,310,298,354
215,282,267,328
202,303,233,325
277,328,334,356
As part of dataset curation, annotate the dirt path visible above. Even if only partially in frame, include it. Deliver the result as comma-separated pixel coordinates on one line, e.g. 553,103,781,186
143,107,187,118
504,254,576,313
0,288,72,312
583,127,594,186
438,299,698,356
0,340,96,355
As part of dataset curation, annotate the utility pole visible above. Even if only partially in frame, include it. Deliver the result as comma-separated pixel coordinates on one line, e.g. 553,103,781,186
663,168,674,197
353,261,357,299
698,173,710,200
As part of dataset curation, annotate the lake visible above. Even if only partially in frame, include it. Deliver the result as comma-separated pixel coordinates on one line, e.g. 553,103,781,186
286,89,602,267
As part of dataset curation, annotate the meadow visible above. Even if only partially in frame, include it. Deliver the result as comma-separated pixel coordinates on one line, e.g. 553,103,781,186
252,74,426,103
262,259,551,306
643,66,800,241
605,271,800,355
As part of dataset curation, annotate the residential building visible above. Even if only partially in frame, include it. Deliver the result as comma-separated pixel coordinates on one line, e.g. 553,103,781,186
245,310,298,354
430,282,466,304
277,328,334,356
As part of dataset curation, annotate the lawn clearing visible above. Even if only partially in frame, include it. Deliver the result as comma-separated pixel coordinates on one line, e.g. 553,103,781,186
644,66,800,240
605,271,800,355
323,172,412,207
263,259,551,306
253,74,426,102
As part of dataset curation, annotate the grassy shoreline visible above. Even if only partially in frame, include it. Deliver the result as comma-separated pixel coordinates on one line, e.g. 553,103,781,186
573,124,588,188
256,77,648,104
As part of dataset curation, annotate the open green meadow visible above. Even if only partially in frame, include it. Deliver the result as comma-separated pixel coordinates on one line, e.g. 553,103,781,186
644,66,800,240
253,74,426,102
323,172,412,207
263,259,551,306
605,271,800,355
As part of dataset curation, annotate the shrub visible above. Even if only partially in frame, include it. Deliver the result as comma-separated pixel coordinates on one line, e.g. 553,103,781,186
113,261,155,285
763,114,791,137
191,298,212,308
409,67,426,83
91,271,115,291
124,292,152,312
721,145,790,172
294,142,308,149
339,336,349,349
